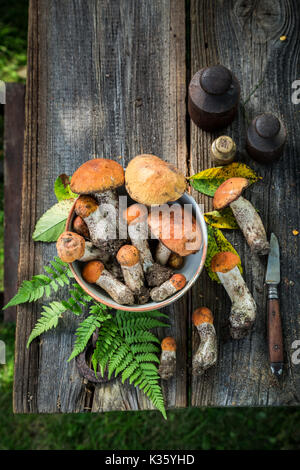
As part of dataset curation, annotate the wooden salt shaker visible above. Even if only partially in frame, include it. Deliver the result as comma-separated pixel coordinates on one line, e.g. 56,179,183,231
211,136,236,165
188,65,240,131
246,113,286,164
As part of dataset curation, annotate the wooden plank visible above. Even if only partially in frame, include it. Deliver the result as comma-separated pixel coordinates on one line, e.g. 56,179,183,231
4,83,25,322
190,0,300,406
14,0,187,413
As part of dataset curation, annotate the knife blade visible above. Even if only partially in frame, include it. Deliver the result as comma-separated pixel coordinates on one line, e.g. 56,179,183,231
265,233,283,378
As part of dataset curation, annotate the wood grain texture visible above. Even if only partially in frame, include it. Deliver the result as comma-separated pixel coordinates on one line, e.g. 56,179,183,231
4,83,25,322
190,0,300,406
14,0,187,413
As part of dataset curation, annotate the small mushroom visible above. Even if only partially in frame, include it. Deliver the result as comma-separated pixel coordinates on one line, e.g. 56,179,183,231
75,195,124,257
192,307,217,376
71,159,125,252
116,245,145,294
82,260,135,305
155,242,172,266
73,216,90,239
168,253,184,270
125,154,186,206
56,231,109,263
211,252,257,339
123,204,154,272
158,337,176,380
213,177,270,255
150,273,186,302
148,205,202,257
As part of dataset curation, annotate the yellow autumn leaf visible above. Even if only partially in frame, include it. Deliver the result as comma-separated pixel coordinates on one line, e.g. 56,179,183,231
204,207,239,229
189,162,261,196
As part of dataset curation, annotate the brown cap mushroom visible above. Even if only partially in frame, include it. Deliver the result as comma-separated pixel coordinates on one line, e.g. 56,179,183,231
57,231,85,263
158,337,177,380
125,154,186,205
148,206,202,257
161,337,177,351
116,245,140,267
70,158,124,195
82,260,105,283
73,216,90,239
192,307,217,376
211,252,256,339
150,273,186,302
75,195,98,219
213,177,270,255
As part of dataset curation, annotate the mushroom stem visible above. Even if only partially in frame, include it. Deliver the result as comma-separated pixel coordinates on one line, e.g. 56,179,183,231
150,274,186,302
230,196,270,255
79,241,110,263
155,242,172,266
128,221,154,272
82,261,134,305
217,265,256,339
117,245,145,294
56,231,108,263
158,337,176,380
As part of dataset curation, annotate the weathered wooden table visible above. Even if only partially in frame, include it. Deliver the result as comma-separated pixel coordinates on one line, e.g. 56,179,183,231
11,0,300,413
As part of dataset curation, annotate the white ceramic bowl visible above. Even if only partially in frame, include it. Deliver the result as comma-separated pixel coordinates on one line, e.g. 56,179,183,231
66,192,207,312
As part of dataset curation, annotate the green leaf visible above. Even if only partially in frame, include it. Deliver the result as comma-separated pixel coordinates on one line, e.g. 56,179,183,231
32,199,75,242
68,315,101,362
27,301,67,347
54,174,78,201
205,225,242,282
204,207,239,229
189,162,261,197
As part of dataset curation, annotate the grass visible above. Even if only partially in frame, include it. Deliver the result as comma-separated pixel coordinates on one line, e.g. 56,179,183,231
1,0,300,452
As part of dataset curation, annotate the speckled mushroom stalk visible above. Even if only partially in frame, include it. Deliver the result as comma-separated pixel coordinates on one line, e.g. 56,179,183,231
82,260,135,305
56,231,109,263
213,177,270,255
155,242,172,266
158,337,177,380
150,274,186,302
124,204,154,272
192,307,217,376
116,245,149,304
211,252,257,339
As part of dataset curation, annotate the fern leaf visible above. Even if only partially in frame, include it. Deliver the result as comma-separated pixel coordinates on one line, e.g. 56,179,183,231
4,257,72,309
68,315,101,362
26,301,66,347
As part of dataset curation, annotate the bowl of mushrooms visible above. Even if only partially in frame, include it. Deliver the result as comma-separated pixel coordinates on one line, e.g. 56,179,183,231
57,155,207,312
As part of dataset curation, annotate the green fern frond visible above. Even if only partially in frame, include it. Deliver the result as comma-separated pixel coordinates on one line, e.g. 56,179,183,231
4,257,73,309
92,311,169,419
26,301,66,347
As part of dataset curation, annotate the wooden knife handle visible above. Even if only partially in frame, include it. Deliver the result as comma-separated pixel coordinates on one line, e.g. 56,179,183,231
268,298,283,364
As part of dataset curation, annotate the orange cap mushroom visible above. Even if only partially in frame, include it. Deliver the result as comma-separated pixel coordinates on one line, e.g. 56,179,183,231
170,273,186,290
213,177,249,211
211,252,240,273
75,195,98,219
192,307,214,326
116,245,140,267
125,154,186,205
123,203,148,225
82,260,105,284
161,337,177,351
70,158,124,195
148,206,201,256
56,231,85,263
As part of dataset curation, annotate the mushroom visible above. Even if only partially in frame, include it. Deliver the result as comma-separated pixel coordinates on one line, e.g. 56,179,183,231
74,195,125,257
211,252,256,339
155,242,172,266
150,273,186,302
116,245,145,294
71,158,125,253
213,177,270,255
73,216,90,239
123,203,154,272
168,253,184,270
56,231,109,263
158,337,176,380
82,260,135,305
192,307,217,376
148,205,202,257
125,154,186,206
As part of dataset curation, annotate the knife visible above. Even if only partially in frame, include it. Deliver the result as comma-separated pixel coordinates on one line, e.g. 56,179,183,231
265,233,283,378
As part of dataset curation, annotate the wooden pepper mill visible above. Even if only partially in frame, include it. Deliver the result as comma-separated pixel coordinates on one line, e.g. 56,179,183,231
188,65,240,131
246,113,287,164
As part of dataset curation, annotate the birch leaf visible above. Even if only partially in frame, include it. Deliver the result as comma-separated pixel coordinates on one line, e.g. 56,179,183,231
189,162,261,197
32,199,74,242
204,207,239,229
